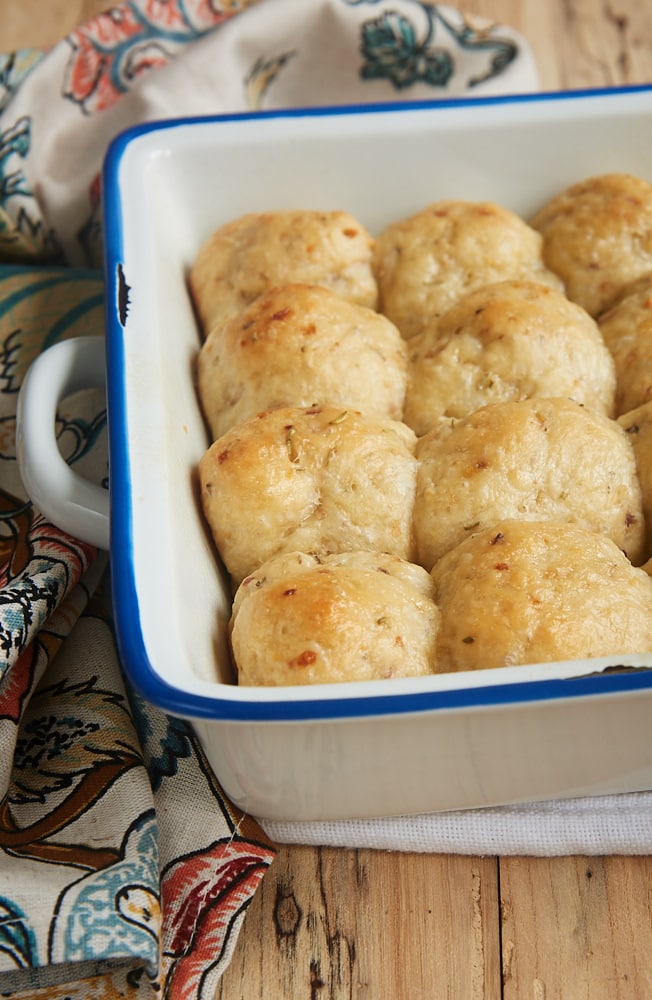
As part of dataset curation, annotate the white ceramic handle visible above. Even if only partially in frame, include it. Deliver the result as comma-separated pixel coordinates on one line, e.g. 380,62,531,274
16,336,110,550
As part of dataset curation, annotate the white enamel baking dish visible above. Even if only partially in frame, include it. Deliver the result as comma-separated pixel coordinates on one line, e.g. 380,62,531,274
17,86,652,821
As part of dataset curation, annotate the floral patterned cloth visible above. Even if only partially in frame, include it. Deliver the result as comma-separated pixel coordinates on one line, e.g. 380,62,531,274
0,1,535,995
0,269,275,1000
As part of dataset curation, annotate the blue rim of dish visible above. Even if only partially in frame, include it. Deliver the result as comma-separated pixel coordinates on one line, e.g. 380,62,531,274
103,83,652,723
103,82,652,159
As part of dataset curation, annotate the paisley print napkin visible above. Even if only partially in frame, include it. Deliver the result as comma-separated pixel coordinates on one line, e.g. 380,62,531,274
0,1,536,995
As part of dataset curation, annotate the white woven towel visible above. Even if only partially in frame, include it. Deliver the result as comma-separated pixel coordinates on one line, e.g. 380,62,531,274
261,792,652,856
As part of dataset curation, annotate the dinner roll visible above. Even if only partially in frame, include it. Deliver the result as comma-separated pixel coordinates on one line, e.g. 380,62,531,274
403,279,615,434
189,210,378,336
372,200,562,339
598,272,652,415
619,401,652,561
415,397,645,570
197,283,407,440
431,519,652,672
230,550,440,685
531,173,652,317
199,405,418,585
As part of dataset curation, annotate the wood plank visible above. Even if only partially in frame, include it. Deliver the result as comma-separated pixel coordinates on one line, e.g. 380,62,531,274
0,0,110,51
463,0,652,91
500,855,652,1000
217,845,502,999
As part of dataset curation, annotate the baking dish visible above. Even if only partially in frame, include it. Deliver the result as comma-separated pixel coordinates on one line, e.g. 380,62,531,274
17,86,652,821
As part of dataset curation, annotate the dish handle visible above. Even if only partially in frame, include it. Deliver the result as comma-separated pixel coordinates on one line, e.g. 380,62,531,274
16,336,110,550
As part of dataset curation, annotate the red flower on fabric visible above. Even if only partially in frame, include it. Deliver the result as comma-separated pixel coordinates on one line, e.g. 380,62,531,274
161,837,274,997
62,0,236,114
28,513,97,575
0,506,94,590
0,644,38,723
140,0,234,33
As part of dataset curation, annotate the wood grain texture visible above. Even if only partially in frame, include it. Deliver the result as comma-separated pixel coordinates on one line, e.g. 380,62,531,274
500,856,652,1000
1,2,651,999
0,0,110,50
464,0,652,91
217,846,501,999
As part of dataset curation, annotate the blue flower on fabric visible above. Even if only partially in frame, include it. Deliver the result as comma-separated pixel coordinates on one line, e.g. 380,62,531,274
0,897,38,969
49,811,161,978
352,0,518,92
360,10,452,89
126,687,194,792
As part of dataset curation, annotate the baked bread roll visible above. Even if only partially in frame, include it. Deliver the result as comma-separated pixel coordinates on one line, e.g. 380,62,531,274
531,173,652,317
403,279,615,434
431,519,652,672
189,210,378,336
199,405,418,585
197,283,407,440
619,401,652,561
230,550,440,685
598,273,652,415
415,397,645,570
372,200,562,339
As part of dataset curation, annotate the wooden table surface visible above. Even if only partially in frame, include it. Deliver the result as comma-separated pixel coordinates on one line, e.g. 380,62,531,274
2,1,652,997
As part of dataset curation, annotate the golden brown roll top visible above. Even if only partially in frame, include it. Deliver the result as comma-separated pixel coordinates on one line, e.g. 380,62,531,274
599,272,652,416
199,405,418,586
197,283,407,440
531,173,652,318
189,209,378,337
431,519,652,673
230,550,440,686
403,279,615,435
415,397,645,570
373,199,562,340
